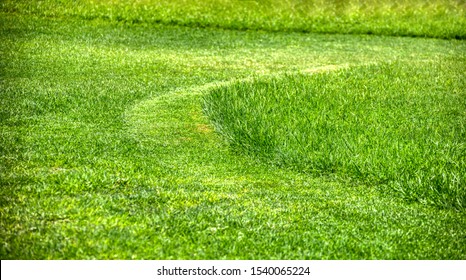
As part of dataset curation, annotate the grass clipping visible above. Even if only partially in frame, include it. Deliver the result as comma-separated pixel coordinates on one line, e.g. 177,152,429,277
203,61,466,210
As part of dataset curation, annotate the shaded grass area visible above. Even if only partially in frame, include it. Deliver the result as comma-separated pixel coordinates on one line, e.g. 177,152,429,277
2,0,465,39
203,61,466,210
1,12,466,259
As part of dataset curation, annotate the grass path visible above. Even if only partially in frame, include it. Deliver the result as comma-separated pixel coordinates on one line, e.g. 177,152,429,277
125,65,466,259
1,13,466,258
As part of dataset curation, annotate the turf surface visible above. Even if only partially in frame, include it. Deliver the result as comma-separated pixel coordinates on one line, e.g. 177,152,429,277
1,1,465,259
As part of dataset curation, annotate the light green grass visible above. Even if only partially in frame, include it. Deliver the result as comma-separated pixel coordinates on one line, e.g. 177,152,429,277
203,61,466,210
2,0,466,39
1,1,466,259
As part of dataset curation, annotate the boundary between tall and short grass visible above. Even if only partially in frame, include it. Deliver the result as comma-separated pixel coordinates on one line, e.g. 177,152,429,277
1,2,466,259
203,61,466,211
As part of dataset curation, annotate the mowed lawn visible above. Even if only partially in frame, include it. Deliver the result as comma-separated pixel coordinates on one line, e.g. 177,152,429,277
1,1,465,259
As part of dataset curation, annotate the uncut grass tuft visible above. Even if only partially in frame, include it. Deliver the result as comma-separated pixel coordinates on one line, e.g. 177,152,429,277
203,60,466,210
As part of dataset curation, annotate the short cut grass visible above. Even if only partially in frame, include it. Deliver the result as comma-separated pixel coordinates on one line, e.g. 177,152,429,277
1,0,465,259
2,0,466,39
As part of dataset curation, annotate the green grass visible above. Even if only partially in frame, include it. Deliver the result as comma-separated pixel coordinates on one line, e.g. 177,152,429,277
2,0,466,39
1,1,466,259
203,61,466,210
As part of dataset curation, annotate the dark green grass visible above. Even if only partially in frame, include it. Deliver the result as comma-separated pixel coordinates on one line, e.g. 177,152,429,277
2,0,465,39
203,61,466,210
1,3,466,259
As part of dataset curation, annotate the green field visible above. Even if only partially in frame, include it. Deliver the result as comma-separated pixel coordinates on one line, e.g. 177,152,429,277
1,0,465,259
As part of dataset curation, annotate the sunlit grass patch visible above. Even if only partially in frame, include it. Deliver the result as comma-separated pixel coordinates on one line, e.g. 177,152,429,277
203,60,466,210
2,0,465,39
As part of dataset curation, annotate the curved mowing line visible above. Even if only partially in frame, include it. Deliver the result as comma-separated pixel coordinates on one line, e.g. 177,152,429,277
194,64,354,96
121,64,466,259
125,63,372,145
134,63,354,103
125,63,356,135
124,64,366,193
127,60,466,211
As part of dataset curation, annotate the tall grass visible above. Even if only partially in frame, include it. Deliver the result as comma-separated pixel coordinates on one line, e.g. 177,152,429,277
2,0,465,39
203,60,466,210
